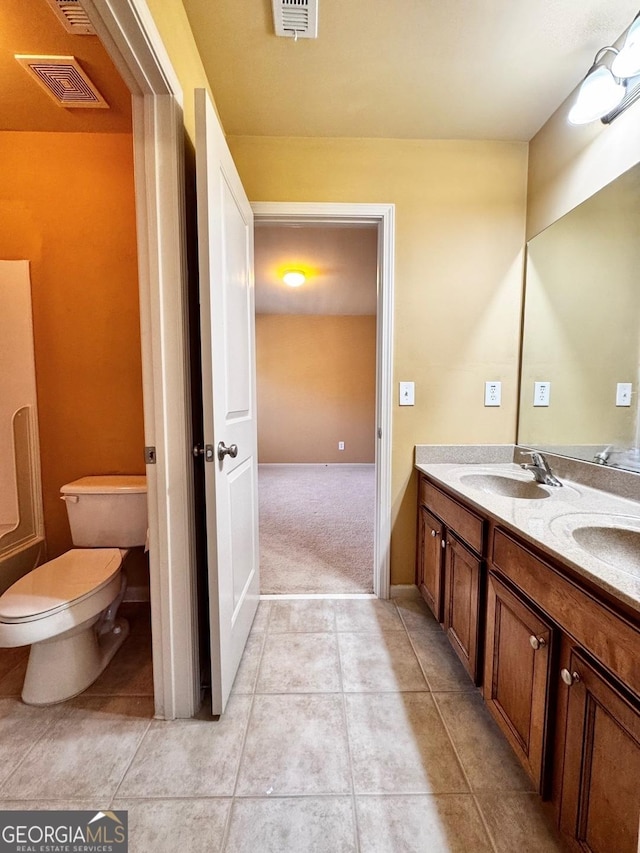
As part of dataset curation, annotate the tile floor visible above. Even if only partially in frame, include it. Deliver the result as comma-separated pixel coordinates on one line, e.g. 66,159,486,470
0,594,567,852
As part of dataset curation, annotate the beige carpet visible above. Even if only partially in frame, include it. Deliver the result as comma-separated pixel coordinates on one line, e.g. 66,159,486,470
259,464,375,594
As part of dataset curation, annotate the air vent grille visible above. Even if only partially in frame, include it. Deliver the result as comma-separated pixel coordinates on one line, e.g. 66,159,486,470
272,0,318,39
43,0,96,35
15,56,109,109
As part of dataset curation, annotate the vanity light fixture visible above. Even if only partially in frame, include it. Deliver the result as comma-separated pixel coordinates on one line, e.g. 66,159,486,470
569,10,640,125
283,270,306,288
611,13,640,78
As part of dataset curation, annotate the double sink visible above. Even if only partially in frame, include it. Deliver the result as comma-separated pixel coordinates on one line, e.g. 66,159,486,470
449,467,640,580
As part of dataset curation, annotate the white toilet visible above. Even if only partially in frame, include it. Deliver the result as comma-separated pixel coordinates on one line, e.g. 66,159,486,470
0,475,147,706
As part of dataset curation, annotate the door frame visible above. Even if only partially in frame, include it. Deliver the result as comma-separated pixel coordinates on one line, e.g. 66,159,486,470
84,0,199,718
252,202,395,598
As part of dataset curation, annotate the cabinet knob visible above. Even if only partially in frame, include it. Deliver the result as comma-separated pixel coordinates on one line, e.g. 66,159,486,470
431,530,438,538
560,668,581,686
529,635,546,651
441,539,446,549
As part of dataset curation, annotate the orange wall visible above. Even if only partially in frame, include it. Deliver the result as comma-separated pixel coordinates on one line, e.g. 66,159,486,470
256,315,376,463
0,132,144,558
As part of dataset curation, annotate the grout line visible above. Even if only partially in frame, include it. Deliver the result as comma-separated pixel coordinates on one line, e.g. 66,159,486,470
108,713,154,808
0,697,91,795
220,604,271,851
470,792,501,853
393,603,498,847
394,600,436,693
336,618,361,853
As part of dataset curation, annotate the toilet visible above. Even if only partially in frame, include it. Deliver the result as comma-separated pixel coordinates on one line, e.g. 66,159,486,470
0,475,147,706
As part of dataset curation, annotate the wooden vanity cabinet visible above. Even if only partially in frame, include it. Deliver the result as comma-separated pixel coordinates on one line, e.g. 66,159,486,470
558,649,640,853
416,475,485,683
484,571,555,793
443,533,482,683
415,470,640,852
416,506,445,621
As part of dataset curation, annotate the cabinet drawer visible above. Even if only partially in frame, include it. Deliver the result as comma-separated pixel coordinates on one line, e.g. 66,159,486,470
419,478,484,554
492,528,640,698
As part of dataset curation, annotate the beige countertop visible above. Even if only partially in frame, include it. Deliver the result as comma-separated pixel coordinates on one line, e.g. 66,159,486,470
415,461,640,616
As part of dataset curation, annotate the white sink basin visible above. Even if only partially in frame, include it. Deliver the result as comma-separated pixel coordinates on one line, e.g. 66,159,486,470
459,473,553,500
571,526,640,576
551,513,640,578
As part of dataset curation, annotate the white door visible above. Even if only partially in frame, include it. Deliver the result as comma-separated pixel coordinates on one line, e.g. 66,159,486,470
195,88,259,715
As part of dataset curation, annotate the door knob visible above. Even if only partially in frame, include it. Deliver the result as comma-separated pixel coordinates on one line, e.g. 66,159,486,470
217,441,238,462
560,668,581,686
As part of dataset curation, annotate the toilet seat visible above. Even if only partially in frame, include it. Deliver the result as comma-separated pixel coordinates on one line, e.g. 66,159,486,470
0,549,122,623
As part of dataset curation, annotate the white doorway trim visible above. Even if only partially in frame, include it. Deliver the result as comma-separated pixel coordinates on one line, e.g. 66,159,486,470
252,202,395,599
83,0,199,718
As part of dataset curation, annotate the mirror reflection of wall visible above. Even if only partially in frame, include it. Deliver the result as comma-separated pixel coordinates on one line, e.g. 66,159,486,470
519,163,640,471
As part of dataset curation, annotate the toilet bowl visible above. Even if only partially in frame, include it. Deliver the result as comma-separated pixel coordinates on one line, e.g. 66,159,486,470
0,475,147,705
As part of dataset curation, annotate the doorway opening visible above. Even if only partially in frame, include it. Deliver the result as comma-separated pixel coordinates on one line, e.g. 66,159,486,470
252,203,395,600
254,223,377,595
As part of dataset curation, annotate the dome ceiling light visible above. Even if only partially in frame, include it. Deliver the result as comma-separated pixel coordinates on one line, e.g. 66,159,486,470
283,270,306,288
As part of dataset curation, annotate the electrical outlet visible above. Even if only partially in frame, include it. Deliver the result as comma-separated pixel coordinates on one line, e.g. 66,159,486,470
484,381,501,407
616,382,632,406
338,441,345,451
399,381,415,406
533,381,551,407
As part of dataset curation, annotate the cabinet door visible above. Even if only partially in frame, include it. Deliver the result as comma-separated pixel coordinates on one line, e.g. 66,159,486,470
560,650,640,853
416,506,445,621
443,533,482,683
483,572,554,791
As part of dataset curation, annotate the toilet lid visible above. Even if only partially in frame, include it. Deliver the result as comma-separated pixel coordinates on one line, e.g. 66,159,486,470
0,549,122,622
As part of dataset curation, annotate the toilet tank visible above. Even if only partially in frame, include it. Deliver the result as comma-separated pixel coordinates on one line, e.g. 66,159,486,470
60,475,147,548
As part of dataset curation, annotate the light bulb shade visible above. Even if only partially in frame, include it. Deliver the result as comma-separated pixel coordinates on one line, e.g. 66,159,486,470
611,17,640,78
283,270,305,287
568,65,626,124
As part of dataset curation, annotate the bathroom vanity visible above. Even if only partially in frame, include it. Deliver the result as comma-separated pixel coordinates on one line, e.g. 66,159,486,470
415,451,640,853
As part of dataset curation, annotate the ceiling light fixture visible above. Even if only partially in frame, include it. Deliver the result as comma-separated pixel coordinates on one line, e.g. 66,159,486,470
283,270,306,288
569,10,640,125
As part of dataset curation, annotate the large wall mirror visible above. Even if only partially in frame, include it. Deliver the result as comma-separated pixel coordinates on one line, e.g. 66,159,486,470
518,163,640,473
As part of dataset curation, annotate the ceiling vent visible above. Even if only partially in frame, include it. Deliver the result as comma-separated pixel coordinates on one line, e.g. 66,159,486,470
43,0,96,35
272,0,318,39
15,56,109,109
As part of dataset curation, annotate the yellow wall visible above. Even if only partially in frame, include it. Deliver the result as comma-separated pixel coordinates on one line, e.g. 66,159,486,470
112,2,533,584
527,89,640,239
256,315,376,463
0,132,144,558
145,0,216,140
230,136,529,582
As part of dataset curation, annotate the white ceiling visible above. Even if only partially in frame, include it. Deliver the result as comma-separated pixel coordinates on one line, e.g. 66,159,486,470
255,225,378,315
182,0,640,141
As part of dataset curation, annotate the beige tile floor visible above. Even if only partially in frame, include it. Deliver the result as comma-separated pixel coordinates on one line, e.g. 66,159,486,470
0,595,567,852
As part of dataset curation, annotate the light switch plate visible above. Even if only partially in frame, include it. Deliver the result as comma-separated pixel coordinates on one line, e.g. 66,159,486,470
533,381,551,407
399,381,415,406
484,381,501,407
616,382,632,406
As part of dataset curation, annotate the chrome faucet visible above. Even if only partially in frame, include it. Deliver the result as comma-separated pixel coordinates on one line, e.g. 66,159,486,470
520,451,562,487
593,446,611,465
